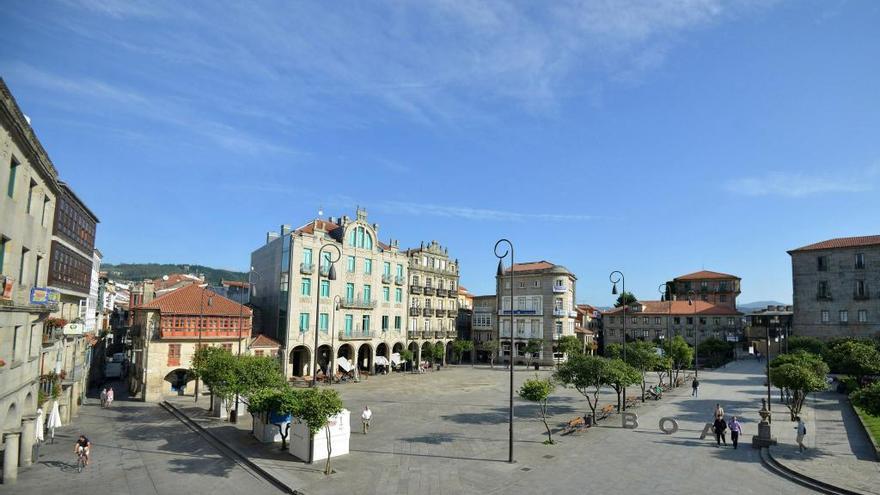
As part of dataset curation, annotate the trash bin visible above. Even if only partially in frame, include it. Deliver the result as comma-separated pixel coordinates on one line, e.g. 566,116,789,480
534,363,540,371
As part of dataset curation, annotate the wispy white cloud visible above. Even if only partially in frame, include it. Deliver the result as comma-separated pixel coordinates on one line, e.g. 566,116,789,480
376,201,594,222
724,170,875,198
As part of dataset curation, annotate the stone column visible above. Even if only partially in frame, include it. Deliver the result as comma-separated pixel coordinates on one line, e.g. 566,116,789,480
19,417,36,467
59,403,69,425
70,382,80,417
2,432,20,484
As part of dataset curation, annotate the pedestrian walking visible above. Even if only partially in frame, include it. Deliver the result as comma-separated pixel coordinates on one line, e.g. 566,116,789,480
105,386,114,408
713,416,728,447
795,416,807,453
100,388,108,408
714,403,724,420
692,378,700,397
728,416,742,449
361,406,372,434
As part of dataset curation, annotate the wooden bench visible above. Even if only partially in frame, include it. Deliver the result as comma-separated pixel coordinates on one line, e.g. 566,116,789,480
597,404,615,422
562,416,588,435
625,395,639,408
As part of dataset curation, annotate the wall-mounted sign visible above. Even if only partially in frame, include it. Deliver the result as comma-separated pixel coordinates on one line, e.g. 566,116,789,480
63,323,84,336
30,287,60,305
1,276,12,300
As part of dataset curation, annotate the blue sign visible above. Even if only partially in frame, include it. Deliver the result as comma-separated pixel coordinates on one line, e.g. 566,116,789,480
500,309,537,315
269,411,292,425
30,287,60,305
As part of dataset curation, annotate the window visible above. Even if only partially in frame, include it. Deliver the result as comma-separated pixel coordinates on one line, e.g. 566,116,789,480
363,284,371,302
673,317,680,325
222,343,232,352
608,316,615,324
394,316,401,330
817,281,829,298
345,283,354,301
344,314,353,333
299,313,310,332
382,286,390,302
855,253,865,269
396,264,403,277
302,248,312,266
395,288,402,302
858,310,867,323
300,278,311,296
255,350,264,357
699,317,707,325
555,321,562,335
727,317,735,326
817,256,828,271
518,281,525,288
347,256,356,273
319,313,328,332
855,280,868,298
820,310,829,323
0,237,7,274
19,247,29,285
364,258,372,275
412,275,419,286
26,179,36,213
7,157,18,198
33,255,41,287
839,310,848,323
41,196,50,226
643,317,649,324
686,317,694,325
320,280,330,297
168,344,181,366
700,281,708,290
720,295,727,303
426,278,432,288
424,319,430,331
381,315,389,331
383,261,391,276
362,315,370,332
654,317,661,324
534,280,541,287
713,317,721,326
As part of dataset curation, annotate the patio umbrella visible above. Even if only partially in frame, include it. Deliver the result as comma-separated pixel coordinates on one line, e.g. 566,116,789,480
47,401,62,443
35,407,45,443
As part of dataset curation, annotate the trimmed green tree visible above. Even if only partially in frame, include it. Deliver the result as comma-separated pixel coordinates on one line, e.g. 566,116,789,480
431,343,446,366
523,339,543,368
662,336,693,385
556,335,583,361
399,349,414,372
518,376,556,444
296,388,344,475
553,354,607,423
230,355,286,419
190,346,236,410
481,340,500,368
248,386,302,450
769,351,829,420
613,291,637,308
787,336,826,356
605,358,642,412
825,340,880,384
851,382,880,417
697,337,734,368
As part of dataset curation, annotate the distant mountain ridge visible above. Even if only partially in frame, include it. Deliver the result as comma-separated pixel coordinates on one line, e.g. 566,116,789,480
738,300,790,312
102,263,247,285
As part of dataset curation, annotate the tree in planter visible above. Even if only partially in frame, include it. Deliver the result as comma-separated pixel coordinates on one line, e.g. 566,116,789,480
481,340,500,368
248,387,301,450
452,339,474,365
296,388,344,476
190,346,236,410
825,341,880,385
662,336,693,386
421,342,434,369
230,355,286,420
851,382,880,417
523,339,543,369
431,343,445,367
518,376,556,444
605,358,642,412
769,352,829,420
553,354,607,424
556,335,583,361
398,349,414,372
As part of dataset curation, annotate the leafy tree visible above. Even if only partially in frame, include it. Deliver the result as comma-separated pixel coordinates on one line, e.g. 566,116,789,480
431,344,445,365
787,336,826,356
190,346,236,409
825,340,880,383
613,291,637,308
654,355,673,387
851,382,880,417
523,339,543,368
661,336,693,385
769,352,829,420
399,349,414,372
553,354,607,423
518,376,556,444
229,355,285,418
605,358,642,412
605,341,661,400
481,340,500,368
697,337,734,368
296,388,344,475
248,387,302,450
452,339,474,365
556,335,583,360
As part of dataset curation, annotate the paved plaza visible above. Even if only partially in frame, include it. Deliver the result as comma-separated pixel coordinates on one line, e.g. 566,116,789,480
10,360,876,495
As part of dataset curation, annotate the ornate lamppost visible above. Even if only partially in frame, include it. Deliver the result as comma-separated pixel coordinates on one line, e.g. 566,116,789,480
610,271,626,410
687,289,699,379
494,239,515,464
312,244,341,387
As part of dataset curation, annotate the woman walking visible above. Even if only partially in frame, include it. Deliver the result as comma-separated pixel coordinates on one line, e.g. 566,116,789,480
728,416,742,449
713,415,728,447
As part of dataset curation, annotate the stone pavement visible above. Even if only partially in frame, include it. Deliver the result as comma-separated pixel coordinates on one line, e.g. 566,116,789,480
5,381,280,495
769,390,880,495
171,360,810,495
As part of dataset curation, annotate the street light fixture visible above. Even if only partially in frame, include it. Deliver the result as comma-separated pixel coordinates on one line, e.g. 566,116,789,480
195,289,213,404
494,238,515,464
610,271,627,411
232,268,260,422
312,243,341,387
329,295,341,386
687,289,699,379
659,283,672,386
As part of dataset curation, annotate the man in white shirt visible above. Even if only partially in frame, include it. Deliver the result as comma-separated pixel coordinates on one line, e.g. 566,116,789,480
362,406,372,434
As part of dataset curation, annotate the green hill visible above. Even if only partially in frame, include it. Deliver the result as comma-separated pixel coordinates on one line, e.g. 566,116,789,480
102,263,247,284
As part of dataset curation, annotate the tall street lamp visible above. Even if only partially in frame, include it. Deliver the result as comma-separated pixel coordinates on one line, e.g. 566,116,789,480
329,295,341,386
232,268,260,422
610,271,626,411
659,283,672,386
195,289,213,404
313,243,341,387
687,289,699,379
494,239,515,464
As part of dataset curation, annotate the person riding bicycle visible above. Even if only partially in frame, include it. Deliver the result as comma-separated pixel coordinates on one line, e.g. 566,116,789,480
74,435,91,466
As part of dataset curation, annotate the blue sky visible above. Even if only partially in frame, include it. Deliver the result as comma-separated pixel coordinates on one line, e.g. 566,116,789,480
2,0,879,306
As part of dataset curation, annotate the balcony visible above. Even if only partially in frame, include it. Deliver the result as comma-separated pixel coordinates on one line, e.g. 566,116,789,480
381,273,393,284
423,286,436,296
395,275,405,286
410,285,423,295
434,330,444,338
553,308,567,317
338,329,372,340
340,297,377,310
300,263,314,275
319,265,331,277
422,330,434,339
447,309,457,318
446,330,457,338
552,284,567,293
435,308,446,317
816,293,833,301
408,330,421,339
422,308,433,317
854,291,870,301
409,307,421,317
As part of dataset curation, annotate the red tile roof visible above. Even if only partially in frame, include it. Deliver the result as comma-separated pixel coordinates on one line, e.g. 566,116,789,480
674,270,739,281
789,235,880,253
250,334,281,348
504,261,555,273
138,284,252,316
295,219,341,235
603,300,740,316
221,280,249,288
152,273,204,290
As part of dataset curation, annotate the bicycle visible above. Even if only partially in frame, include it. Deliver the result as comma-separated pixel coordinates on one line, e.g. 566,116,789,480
76,447,87,473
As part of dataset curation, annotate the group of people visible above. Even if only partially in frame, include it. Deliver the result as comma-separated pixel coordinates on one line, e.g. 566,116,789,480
712,403,743,449
99,386,114,408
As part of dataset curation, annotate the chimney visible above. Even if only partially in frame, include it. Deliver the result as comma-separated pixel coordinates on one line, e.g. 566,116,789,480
266,231,280,244
280,224,292,236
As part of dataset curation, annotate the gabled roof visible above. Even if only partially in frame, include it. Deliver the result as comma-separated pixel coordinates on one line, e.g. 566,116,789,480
221,280,249,288
138,284,252,316
295,219,342,235
250,334,281,348
507,261,554,272
674,270,740,281
788,235,880,253
603,300,741,316
153,273,203,291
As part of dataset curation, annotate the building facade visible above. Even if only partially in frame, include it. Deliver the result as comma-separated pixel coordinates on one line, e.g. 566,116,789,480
472,294,496,362
666,270,741,309
495,261,578,366
251,208,435,380
789,236,880,340
602,300,742,345
128,284,252,402
405,240,459,362
744,305,793,354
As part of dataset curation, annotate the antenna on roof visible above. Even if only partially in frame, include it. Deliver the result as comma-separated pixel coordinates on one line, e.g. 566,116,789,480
318,205,324,217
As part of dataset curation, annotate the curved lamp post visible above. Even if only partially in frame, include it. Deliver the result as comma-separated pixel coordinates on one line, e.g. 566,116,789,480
494,239,514,464
659,283,672,386
195,289,213,404
312,244,341,387
687,289,699,379
330,295,341,386
609,271,626,411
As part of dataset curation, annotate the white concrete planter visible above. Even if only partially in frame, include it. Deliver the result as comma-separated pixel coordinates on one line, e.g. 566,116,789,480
253,412,290,443
288,409,350,463
211,397,246,419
